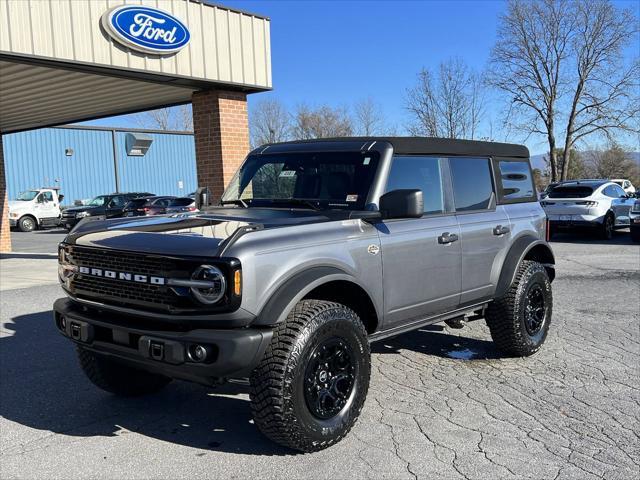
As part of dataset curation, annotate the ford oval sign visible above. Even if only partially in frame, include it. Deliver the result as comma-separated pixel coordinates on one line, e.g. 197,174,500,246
101,5,190,55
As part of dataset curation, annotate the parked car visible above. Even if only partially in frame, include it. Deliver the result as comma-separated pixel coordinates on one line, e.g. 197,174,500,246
611,178,636,194
541,180,634,239
8,187,64,232
61,192,153,230
55,137,555,452
165,197,198,214
123,196,176,217
123,196,198,217
629,199,640,242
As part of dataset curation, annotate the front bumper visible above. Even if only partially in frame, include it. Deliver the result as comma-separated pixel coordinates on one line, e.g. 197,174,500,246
53,297,273,384
9,218,17,227
61,217,80,229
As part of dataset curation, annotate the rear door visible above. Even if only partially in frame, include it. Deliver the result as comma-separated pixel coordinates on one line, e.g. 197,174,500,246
377,156,462,328
449,157,510,304
605,184,632,225
105,195,126,218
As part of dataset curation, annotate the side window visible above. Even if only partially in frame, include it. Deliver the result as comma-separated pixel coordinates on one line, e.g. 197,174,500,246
110,195,125,207
449,157,494,212
42,191,54,202
495,160,536,202
603,185,620,198
612,185,626,197
385,156,445,214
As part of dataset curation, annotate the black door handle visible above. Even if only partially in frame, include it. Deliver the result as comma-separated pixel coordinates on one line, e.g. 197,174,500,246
438,232,459,244
493,225,510,236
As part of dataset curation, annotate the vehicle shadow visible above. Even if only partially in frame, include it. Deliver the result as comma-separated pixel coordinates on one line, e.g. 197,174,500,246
0,253,58,260
550,228,633,246
0,310,291,456
371,323,503,360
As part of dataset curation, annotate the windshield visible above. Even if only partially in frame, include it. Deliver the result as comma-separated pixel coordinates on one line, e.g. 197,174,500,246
221,152,380,210
16,190,39,201
87,196,107,206
548,186,594,198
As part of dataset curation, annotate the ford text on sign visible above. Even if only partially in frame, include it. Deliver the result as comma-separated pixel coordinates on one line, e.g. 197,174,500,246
101,5,191,55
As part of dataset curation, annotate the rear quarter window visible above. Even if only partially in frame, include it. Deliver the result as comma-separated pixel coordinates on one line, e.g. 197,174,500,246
493,159,537,203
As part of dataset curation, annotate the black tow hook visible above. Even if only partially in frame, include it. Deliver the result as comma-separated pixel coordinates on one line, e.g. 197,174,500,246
149,341,165,361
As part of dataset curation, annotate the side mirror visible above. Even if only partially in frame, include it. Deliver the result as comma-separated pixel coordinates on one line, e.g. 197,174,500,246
195,187,211,210
379,189,423,219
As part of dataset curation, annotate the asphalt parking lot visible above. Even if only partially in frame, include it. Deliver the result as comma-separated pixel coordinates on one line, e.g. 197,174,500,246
1,230,638,479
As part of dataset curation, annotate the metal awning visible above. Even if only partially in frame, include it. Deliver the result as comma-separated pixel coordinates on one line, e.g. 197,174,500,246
0,59,197,133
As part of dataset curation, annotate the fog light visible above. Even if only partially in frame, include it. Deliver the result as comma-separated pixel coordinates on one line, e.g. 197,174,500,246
187,344,210,363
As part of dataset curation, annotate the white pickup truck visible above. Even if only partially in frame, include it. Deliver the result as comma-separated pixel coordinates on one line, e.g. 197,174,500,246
8,188,64,232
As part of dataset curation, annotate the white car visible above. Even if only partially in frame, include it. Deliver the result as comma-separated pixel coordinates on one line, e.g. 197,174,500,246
8,188,63,232
541,180,634,239
611,178,636,194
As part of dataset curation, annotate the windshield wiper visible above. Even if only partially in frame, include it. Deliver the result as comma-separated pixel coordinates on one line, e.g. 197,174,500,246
220,199,249,208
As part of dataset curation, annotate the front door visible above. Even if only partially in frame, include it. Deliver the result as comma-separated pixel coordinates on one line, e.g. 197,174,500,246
377,156,461,328
36,191,60,224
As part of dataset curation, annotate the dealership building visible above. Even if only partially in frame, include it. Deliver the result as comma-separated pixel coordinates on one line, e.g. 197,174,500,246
0,0,272,251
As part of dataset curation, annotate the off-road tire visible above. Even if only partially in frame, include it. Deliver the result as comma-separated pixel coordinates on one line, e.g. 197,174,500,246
601,213,614,240
485,261,552,357
18,215,36,232
77,346,171,396
249,300,370,452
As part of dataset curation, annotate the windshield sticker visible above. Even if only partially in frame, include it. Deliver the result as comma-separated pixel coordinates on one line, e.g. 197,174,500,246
363,157,371,165
279,170,296,178
346,194,358,202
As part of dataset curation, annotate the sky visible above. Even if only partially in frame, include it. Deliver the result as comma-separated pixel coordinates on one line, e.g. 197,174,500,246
83,0,640,156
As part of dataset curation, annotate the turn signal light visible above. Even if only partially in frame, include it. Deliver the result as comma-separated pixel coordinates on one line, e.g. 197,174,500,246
233,270,242,296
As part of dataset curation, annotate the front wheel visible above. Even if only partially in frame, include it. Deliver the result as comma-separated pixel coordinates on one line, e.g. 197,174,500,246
250,300,370,452
485,261,552,357
18,216,36,232
77,347,171,396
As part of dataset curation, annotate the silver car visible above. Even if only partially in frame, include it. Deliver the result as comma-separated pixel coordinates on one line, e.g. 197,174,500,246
541,180,634,239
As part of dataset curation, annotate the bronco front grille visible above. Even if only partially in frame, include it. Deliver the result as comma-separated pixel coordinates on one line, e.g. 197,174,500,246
64,246,197,312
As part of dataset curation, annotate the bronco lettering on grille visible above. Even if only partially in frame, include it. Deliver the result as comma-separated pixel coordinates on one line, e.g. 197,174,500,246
78,266,165,285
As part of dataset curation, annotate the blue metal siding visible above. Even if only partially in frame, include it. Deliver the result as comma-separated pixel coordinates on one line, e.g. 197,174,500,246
116,132,197,197
2,128,196,205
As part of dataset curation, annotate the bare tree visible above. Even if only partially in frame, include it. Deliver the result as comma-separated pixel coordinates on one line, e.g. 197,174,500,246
249,99,291,148
489,0,639,182
584,143,639,183
134,105,193,131
406,58,485,139
354,97,386,136
291,104,353,139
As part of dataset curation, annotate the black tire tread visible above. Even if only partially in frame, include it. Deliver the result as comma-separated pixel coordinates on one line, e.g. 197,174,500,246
77,346,171,396
485,260,551,357
249,300,369,452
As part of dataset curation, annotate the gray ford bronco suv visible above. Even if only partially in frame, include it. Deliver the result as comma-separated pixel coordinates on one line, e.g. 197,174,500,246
54,137,555,452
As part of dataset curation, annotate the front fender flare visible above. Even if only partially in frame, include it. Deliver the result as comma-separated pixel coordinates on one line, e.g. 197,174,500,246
495,235,555,298
253,266,373,326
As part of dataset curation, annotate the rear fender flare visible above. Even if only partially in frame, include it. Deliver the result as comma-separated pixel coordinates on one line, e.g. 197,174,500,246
495,235,555,298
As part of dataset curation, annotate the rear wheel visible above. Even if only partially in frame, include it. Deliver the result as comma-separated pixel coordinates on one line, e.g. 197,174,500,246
18,215,36,232
249,300,370,452
600,213,614,240
485,261,552,357
77,347,171,396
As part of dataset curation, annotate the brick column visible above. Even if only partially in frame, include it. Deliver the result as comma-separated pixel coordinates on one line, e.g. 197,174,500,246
0,134,11,252
192,90,249,201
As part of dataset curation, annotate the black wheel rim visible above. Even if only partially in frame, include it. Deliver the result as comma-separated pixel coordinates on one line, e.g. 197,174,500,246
606,217,613,236
304,337,355,420
524,285,546,335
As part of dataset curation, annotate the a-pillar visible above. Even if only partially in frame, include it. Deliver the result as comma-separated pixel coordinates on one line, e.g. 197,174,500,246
0,134,11,252
192,90,250,201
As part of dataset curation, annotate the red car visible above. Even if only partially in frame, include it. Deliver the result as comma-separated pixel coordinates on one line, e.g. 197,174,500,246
123,196,197,217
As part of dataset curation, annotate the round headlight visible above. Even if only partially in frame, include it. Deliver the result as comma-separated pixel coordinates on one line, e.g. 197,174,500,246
190,265,226,305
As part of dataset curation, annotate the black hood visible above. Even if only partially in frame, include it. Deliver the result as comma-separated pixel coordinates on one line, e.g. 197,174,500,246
63,207,366,257
64,205,103,214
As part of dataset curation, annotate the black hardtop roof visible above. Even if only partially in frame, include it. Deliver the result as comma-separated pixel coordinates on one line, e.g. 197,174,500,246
253,137,529,158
